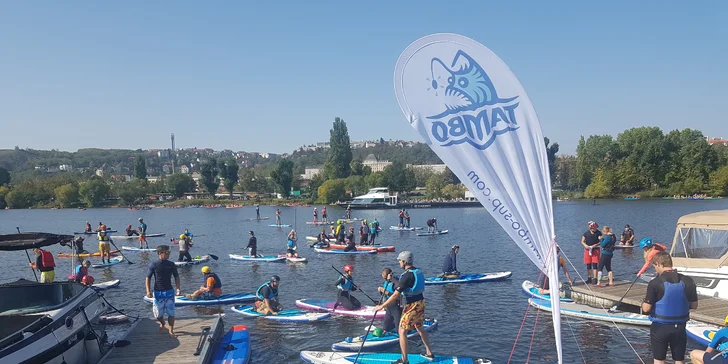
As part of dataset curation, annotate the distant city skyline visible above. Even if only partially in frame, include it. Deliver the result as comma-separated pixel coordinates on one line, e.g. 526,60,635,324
1,2,726,155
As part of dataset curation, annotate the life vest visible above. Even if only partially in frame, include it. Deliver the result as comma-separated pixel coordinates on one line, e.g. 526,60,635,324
287,239,296,248
382,280,395,295
256,282,278,300
399,211,404,218
98,225,108,241
204,273,222,289
369,223,376,234
649,274,690,324
337,275,354,291
399,268,424,297
39,249,55,268
75,265,88,281
718,340,728,359
602,234,616,253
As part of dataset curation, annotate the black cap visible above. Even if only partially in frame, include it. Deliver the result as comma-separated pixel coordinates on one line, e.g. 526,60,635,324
270,275,280,282
452,245,460,251
249,231,254,235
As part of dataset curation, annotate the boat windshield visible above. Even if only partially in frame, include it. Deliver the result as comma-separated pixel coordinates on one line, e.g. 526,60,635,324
351,198,374,204
673,228,728,259
0,282,84,316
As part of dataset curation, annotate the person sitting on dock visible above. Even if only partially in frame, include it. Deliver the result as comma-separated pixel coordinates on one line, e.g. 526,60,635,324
581,221,602,284
597,226,616,287
246,231,261,258
689,315,728,364
426,217,438,233
440,245,461,280
637,237,667,278
125,224,139,236
286,229,299,258
377,268,401,335
186,266,222,300
84,221,92,233
334,265,361,310
255,275,282,315
642,252,698,364
620,225,635,246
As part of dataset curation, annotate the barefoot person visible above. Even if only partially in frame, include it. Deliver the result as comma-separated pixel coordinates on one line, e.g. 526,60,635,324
145,245,181,337
185,266,222,300
637,237,668,278
255,275,282,315
138,217,149,249
375,251,434,363
538,247,574,295
286,229,299,258
377,268,401,335
334,265,361,310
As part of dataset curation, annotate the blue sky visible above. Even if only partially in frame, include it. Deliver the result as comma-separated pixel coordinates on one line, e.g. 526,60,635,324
1,2,726,155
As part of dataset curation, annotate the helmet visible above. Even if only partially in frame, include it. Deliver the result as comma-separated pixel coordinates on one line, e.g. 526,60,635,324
451,245,460,251
363,219,367,224
270,275,280,282
344,264,354,272
82,260,91,266
180,234,186,240
249,231,254,235
337,220,341,225
588,221,598,229
201,266,211,274
127,224,132,227
330,226,334,229
398,251,414,264
372,327,384,337
138,218,143,221
639,238,653,249
81,275,95,285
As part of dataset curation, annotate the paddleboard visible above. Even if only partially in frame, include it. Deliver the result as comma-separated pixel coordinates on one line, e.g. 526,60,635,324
425,272,512,285
92,256,124,269
121,246,157,252
246,217,270,221
416,230,449,236
295,299,385,319
268,224,292,227
231,305,330,322
277,254,308,263
528,298,650,326
211,325,251,364
111,233,165,239
92,279,121,290
300,351,491,364
331,319,438,351
389,226,423,231
229,254,286,262
306,236,335,242
327,244,395,253
306,221,327,225
75,230,117,235
313,248,377,255
686,321,718,347
613,244,634,249
143,293,257,307
99,314,129,324
174,255,210,266
520,280,573,302
57,250,120,258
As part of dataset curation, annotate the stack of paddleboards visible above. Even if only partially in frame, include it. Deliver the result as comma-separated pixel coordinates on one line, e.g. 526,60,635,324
92,256,124,269
300,352,491,363
528,298,650,326
175,255,210,266
143,293,256,307
211,325,251,364
231,305,330,322
416,230,449,236
230,254,286,262
331,319,438,351
313,248,376,255
424,272,512,285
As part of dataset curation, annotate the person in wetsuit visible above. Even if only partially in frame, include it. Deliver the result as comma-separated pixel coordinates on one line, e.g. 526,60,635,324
377,267,402,334
334,265,361,310
344,226,357,252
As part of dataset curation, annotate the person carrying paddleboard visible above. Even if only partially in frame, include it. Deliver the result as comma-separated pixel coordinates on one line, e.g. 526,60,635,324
138,217,149,249
378,267,402,335
620,224,635,246
334,265,361,310
689,315,728,364
359,220,369,246
287,229,299,257
313,207,318,223
255,275,282,315
145,245,181,337
405,211,411,228
322,206,328,223
642,252,698,364
84,221,92,233
97,222,112,264
376,251,435,363
441,245,461,279
126,224,139,236
178,234,193,262
637,237,668,278
186,266,222,300
581,221,602,284
30,248,56,283
246,231,260,257
426,217,438,233
597,226,616,287
275,209,281,225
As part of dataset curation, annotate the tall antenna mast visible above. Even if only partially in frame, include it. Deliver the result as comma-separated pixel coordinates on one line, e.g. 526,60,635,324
171,133,176,174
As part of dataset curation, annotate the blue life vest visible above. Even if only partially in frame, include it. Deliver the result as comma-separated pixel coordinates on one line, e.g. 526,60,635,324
718,341,728,359
399,268,424,297
204,273,222,289
256,282,278,300
649,275,690,324
287,239,296,248
382,280,395,295
74,265,87,281
337,275,354,291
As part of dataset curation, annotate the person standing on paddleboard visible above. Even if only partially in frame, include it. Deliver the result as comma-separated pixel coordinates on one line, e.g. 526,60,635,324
246,231,260,257
441,245,461,279
689,315,728,364
637,237,668,278
404,211,411,228
97,222,111,264
376,251,434,363
145,245,181,337
275,209,281,225
581,221,602,284
335,220,345,243
642,252,698,364
369,221,377,245
255,204,260,220
84,221,92,233
426,217,438,233
138,217,149,249
178,234,193,262
185,266,222,300
30,248,56,283
313,207,318,223
359,220,369,246
620,224,635,246
322,206,328,223
398,209,405,228
345,205,352,219
255,275,282,315
597,226,616,287
334,265,361,310
378,267,402,335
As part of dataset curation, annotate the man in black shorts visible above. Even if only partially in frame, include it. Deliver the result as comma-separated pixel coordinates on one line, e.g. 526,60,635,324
642,252,698,364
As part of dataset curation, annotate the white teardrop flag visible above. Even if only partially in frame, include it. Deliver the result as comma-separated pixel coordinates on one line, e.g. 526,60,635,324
394,33,562,362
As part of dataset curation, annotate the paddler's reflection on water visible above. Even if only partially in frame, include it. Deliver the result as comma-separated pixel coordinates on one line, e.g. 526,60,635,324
441,284,461,311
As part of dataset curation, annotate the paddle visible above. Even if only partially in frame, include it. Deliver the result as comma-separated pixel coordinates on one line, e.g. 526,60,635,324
353,292,385,364
106,238,134,265
17,227,39,282
208,254,219,260
608,275,640,313
331,265,379,305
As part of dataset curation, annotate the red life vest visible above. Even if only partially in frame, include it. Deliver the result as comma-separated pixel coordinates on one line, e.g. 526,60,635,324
40,250,56,268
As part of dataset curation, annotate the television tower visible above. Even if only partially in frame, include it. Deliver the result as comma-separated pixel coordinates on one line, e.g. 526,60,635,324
171,133,176,173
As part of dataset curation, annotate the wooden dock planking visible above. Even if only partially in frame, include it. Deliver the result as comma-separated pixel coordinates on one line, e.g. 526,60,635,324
101,316,222,364
566,279,728,326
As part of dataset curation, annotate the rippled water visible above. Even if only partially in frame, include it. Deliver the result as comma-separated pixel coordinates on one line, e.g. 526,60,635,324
2,199,726,363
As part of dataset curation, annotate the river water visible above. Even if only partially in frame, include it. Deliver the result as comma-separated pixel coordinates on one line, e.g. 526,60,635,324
2,199,727,363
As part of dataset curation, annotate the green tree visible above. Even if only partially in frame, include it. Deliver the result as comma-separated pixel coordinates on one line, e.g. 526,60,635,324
114,180,148,206
442,184,465,199
133,155,147,180
575,135,617,188
584,169,611,198
412,168,435,188
0,167,9,186
709,165,728,196
382,161,416,193
218,159,240,198
545,137,559,185
167,173,196,197
365,171,386,189
615,127,667,190
444,167,460,185
200,158,220,197
240,168,269,193
307,172,327,200
323,117,353,180
425,173,448,199
554,155,578,190
270,159,294,196
79,177,111,207
350,159,365,176
317,179,347,203
54,183,79,207
664,129,717,187
344,175,367,197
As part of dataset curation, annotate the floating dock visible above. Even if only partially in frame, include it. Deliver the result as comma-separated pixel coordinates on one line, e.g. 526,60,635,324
101,316,223,364
565,280,727,326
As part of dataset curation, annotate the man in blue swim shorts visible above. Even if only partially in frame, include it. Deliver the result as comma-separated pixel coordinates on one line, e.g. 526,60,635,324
145,245,181,337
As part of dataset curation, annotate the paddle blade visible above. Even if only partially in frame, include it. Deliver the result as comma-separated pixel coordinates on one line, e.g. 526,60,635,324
209,254,219,260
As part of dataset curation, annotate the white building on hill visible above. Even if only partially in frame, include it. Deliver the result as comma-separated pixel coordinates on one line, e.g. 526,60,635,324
407,164,447,173
363,154,392,172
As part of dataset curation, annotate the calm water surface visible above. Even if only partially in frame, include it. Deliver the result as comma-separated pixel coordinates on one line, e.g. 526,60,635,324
2,199,727,363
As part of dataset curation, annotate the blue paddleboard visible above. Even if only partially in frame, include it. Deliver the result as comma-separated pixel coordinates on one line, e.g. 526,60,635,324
424,272,512,285
211,325,251,364
300,351,490,363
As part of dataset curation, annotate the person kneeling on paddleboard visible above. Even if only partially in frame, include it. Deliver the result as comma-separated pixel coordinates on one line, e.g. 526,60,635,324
125,224,139,236
255,275,282,315
73,236,87,255
378,268,401,334
426,217,437,233
84,221,92,233
334,265,361,310
246,231,261,258
440,245,461,280
287,229,299,258
186,266,222,300
312,228,330,248
689,315,728,364
71,260,91,282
